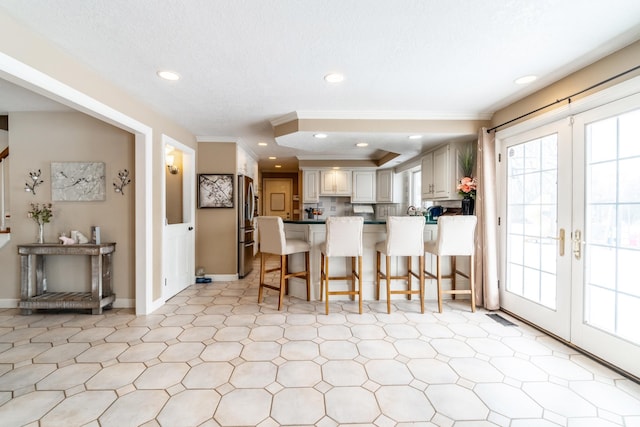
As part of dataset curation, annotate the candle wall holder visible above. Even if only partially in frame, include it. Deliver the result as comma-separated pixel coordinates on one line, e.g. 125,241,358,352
25,169,43,195
113,169,131,195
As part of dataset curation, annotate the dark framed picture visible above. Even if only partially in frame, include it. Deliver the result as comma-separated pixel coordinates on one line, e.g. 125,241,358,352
198,173,234,208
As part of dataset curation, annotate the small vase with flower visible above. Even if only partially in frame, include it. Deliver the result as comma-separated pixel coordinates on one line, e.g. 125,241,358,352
457,146,477,215
27,202,53,243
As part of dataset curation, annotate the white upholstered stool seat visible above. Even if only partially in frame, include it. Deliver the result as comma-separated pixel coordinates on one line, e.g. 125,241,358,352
424,215,477,313
257,216,311,310
375,216,426,314
320,216,364,314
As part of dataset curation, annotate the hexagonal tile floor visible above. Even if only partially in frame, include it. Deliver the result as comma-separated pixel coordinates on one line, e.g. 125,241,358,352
1,257,639,426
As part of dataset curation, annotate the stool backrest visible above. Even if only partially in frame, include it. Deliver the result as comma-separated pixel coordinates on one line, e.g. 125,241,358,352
435,216,477,256
384,216,425,256
257,216,286,255
325,216,364,257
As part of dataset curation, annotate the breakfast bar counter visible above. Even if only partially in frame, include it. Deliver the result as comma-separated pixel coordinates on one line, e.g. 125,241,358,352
276,219,465,304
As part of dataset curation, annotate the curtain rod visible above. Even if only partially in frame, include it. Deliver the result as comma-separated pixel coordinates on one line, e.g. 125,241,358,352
487,64,640,134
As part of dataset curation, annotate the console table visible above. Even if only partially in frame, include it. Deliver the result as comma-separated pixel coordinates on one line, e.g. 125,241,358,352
18,243,116,315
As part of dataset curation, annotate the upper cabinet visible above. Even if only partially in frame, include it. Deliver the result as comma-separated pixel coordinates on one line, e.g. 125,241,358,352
376,169,402,203
320,170,352,196
302,169,320,203
351,170,376,203
421,141,472,200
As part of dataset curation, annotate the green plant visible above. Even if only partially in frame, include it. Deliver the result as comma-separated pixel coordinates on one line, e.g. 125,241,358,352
28,203,53,224
458,145,475,178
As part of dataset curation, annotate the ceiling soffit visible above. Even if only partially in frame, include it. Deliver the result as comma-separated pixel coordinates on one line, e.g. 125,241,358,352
271,114,491,167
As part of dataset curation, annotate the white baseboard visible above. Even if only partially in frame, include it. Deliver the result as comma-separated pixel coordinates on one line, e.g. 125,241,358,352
0,298,19,308
113,298,135,308
206,274,239,282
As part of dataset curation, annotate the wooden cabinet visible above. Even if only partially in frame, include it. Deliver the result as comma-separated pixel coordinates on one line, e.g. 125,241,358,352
351,170,376,203
302,170,319,203
421,141,470,200
320,170,351,196
376,169,402,203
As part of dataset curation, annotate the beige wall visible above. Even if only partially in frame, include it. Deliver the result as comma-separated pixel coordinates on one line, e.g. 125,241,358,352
0,12,197,306
196,142,237,274
0,112,135,299
0,130,7,150
492,40,640,130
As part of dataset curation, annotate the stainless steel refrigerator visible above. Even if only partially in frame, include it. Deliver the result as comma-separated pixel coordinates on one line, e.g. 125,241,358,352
238,175,256,278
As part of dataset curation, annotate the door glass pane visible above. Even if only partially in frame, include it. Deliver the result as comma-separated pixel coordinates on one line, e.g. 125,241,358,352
506,134,558,309
584,108,640,345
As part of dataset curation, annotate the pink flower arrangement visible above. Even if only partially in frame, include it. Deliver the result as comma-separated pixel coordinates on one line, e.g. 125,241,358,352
457,177,477,199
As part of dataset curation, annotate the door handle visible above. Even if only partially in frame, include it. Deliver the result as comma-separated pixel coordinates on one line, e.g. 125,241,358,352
544,228,565,256
188,226,194,231
573,229,583,260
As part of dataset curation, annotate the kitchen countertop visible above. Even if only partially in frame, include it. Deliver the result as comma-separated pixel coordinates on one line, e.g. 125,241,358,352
284,218,438,225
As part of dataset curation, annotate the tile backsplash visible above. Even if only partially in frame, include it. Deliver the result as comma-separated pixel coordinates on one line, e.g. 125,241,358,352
303,197,401,221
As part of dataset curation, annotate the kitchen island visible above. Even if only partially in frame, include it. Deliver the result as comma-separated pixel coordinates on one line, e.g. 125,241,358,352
277,219,467,306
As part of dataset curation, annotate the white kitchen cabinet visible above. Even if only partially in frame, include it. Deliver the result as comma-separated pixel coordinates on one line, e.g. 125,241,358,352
351,170,376,203
421,151,435,199
376,169,402,203
320,170,352,196
421,141,470,200
302,169,320,203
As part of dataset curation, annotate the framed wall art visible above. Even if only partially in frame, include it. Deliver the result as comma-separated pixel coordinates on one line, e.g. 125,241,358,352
51,162,106,201
198,173,234,208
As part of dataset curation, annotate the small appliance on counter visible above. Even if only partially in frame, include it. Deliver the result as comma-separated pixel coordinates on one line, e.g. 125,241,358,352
425,205,444,222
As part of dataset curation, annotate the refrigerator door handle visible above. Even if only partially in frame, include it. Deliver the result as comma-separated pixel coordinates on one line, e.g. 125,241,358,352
247,181,255,222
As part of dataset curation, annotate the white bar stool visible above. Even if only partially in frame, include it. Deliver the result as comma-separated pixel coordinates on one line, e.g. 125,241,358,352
424,215,477,313
320,216,364,314
257,216,310,310
375,216,426,314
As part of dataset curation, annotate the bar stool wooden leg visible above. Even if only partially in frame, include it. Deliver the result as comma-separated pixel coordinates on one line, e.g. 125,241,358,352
419,255,425,314
436,255,443,314
451,256,457,300
350,257,356,301
320,253,325,301
258,253,266,303
325,256,330,315
407,257,412,300
469,254,476,312
305,252,311,301
386,255,392,314
376,252,381,301
358,255,363,314
278,255,286,310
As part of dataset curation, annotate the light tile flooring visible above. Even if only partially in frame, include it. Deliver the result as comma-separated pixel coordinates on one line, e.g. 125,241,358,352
1,258,640,427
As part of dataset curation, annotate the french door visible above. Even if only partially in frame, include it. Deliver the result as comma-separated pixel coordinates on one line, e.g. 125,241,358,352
500,93,640,377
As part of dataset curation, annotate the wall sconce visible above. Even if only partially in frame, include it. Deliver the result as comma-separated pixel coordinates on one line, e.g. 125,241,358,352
113,169,131,195
166,154,179,175
25,169,43,195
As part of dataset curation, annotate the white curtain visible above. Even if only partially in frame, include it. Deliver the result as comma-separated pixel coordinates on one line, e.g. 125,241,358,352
474,127,500,310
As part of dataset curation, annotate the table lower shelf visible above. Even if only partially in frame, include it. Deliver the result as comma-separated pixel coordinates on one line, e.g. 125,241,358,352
19,292,115,314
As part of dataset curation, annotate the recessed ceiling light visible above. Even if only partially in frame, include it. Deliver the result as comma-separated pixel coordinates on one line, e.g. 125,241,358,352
324,73,344,83
356,142,368,147
275,165,282,168
332,166,340,170
314,133,328,139
157,70,180,81
408,135,422,140
258,142,268,146
515,75,537,85
268,156,276,160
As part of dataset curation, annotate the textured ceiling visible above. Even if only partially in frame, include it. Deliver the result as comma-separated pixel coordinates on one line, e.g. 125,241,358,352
1,0,640,169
